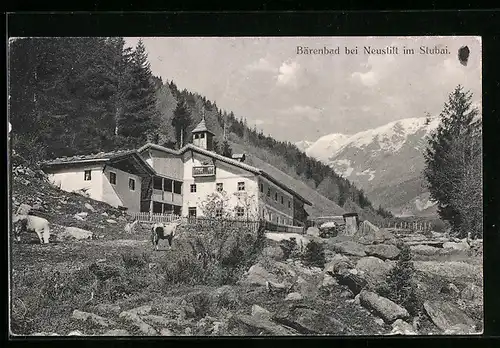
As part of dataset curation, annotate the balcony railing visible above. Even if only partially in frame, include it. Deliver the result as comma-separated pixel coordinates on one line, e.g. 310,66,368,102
192,165,215,177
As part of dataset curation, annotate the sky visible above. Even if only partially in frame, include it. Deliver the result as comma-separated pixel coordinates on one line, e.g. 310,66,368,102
124,36,482,143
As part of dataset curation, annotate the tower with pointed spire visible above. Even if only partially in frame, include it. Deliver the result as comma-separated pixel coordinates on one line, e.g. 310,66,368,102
192,111,215,151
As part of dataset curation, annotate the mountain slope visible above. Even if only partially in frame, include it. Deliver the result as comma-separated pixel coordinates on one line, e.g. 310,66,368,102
229,141,346,218
294,140,314,152
303,117,442,216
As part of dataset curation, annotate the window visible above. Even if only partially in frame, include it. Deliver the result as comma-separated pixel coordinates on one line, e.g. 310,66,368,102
153,177,163,190
173,181,182,194
194,134,199,139
129,178,135,191
260,183,264,193
281,196,284,205
110,172,116,185
236,207,245,218
216,183,223,192
188,207,197,218
276,216,279,223
237,181,245,191
165,178,173,192
190,184,197,193
288,201,291,209
274,192,278,201
215,208,223,218
84,170,91,181
267,188,271,197
200,133,205,139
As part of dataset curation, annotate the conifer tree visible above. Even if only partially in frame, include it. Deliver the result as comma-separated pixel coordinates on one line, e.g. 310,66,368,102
171,98,192,148
221,139,233,158
118,39,159,148
424,85,482,238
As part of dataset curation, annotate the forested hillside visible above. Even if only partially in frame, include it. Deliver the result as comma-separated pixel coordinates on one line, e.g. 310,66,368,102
9,37,391,221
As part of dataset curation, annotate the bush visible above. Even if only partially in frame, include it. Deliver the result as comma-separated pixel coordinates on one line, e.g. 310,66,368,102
376,241,421,316
319,226,340,238
302,240,326,268
121,251,151,270
279,238,299,259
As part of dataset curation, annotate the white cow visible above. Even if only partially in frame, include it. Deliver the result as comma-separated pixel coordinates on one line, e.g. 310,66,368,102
12,214,51,244
124,219,139,234
151,220,182,251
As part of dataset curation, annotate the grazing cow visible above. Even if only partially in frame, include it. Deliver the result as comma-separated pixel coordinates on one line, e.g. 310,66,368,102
12,214,51,244
124,219,139,234
151,220,182,251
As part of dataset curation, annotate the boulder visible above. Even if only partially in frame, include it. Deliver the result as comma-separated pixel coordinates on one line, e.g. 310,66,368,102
243,263,279,287
59,227,94,241
355,256,393,288
359,291,409,324
84,203,96,212
331,241,366,257
390,319,417,335
306,227,320,237
102,329,130,336
413,261,482,282
356,223,396,245
160,328,174,336
119,311,157,335
365,244,400,260
251,305,272,321
443,241,470,251
285,292,303,301
423,300,476,332
439,283,460,297
410,245,441,256
262,246,284,261
273,306,347,335
319,273,338,290
67,330,84,336
334,269,368,295
234,314,295,335
460,283,483,304
324,254,353,275
72,310,116,328
443,324,477,335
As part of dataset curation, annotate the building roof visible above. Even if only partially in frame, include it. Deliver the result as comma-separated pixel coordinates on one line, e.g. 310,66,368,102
41,150,156,176
138,142,312,206
191,117,215,135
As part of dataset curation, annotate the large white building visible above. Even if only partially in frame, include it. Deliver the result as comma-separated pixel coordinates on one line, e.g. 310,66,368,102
42,117,312,226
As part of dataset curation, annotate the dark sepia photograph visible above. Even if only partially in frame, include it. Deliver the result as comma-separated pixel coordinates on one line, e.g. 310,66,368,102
8,36,482,337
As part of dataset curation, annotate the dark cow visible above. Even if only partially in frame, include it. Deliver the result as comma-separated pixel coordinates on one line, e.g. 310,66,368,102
151,221,181,251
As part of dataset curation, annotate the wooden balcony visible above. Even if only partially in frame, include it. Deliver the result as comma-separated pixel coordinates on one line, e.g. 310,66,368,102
152,189,183,206
192,165,215,177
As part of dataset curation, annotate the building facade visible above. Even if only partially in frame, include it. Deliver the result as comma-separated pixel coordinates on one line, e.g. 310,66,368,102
137,116,312,226
41,151,155,212
41,117,312,226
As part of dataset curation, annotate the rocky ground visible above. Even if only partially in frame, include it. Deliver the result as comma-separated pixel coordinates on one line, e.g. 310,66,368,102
9,161,483,337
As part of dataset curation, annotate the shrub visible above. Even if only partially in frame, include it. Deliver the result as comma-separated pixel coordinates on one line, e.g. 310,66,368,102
188,292,214,318
302,240,326,268
169,224,266,286
376,241,421,316
279,238,299,259
162,256,206,285
121,251,151,270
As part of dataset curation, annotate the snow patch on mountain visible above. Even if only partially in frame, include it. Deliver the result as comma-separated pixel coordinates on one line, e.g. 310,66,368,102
332,159,354,177
355,169,376,181
305,133,350,163
294,140,314,152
